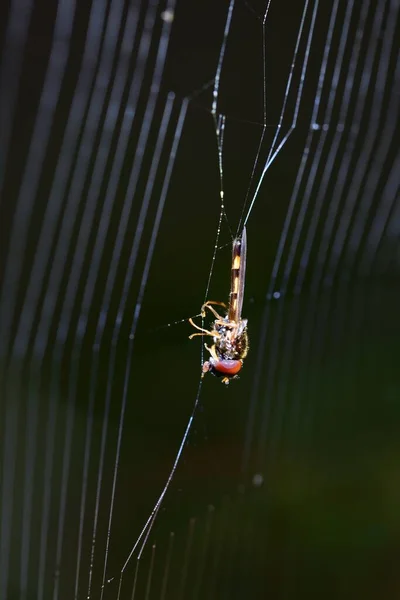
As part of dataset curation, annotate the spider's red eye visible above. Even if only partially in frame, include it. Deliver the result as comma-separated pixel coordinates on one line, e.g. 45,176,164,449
212,359,242,376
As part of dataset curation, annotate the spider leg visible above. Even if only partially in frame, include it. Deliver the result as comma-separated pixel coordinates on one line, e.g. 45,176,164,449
214,318,235,329
201,300,227,320
189,332,208,339
204,343,219,362
188,318,220,340
202,343,220,376
203,300,227,309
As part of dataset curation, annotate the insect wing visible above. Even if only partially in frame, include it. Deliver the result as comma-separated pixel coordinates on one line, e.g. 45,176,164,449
229,226,247,322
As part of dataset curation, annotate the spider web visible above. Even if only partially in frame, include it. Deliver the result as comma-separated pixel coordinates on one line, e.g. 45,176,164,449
0,0,399,599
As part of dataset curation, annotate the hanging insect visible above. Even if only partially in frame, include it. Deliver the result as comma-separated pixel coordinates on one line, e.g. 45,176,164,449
189,227,249,384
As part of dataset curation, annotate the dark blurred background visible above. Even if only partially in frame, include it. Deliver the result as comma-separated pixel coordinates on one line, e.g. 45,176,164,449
0,0,399,598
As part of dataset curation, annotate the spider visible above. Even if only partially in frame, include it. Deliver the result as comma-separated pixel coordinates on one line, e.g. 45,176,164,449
189,227,249,384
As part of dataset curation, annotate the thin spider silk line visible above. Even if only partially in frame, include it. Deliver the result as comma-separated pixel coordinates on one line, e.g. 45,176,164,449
376,193,400,273
11,0,142,360
327,3,400,282
265,0,346,300
205,113,230,292
159,531,174,600
102,0,247,584
99,94,186,596
241,0,331,473
258,0,375,470
243,0,353,472
360,157,400,276
206,0,235,291
115,110,228,593
56,4,172,597
0,0,35,201
245,0,398,481
75,87,179,599
274,0,356,298
77,4,179,595
262,1,273,124
0,0,173,596
37,1,163,596
212,0,235,117
117,384,200,576
0,0,99,360
0,0,77,595
297,0,386,294
109,98,189,600
113,0,238,585
210,0,234,240
241,0,314,231
16,5,141,596
235,0,272,238
72,6,153,586
252,0,350,470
